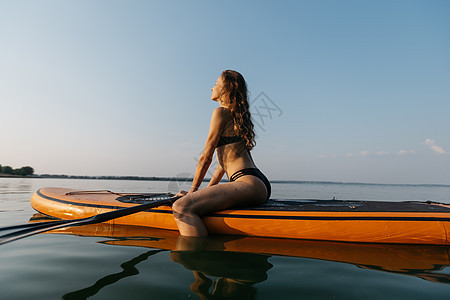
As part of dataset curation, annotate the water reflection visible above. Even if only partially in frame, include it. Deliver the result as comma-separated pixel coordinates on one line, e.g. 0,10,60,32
62,249,165,299
170,236,272,299
28,216,450,297
171,251,271,299
57,244,271,300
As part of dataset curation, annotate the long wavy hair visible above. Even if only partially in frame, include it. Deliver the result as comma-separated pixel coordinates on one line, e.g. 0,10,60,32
220,70,256,150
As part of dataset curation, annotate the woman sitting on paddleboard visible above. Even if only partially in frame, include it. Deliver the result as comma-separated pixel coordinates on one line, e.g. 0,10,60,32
173,70,271,237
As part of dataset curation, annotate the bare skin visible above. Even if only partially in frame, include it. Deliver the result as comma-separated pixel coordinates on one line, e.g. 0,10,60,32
172,75,268,237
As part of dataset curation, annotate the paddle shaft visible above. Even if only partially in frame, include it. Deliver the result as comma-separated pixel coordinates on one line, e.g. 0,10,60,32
0,196,180,245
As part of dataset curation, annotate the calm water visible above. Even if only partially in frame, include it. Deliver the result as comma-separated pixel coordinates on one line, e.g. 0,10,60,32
1,177,450,299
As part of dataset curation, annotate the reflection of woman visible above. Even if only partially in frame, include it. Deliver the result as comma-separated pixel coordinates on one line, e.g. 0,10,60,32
170,236,272,300
173,70,271,236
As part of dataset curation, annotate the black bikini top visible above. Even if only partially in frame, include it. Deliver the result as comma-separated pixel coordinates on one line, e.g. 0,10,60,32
216,135,243,148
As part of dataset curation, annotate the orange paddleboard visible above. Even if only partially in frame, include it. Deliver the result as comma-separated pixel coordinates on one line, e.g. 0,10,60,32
31,187,450,244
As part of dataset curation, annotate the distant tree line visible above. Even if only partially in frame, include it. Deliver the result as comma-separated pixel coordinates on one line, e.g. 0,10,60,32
0,164,34,176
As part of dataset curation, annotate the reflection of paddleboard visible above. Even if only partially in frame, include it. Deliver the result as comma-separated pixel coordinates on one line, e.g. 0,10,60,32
31,187,450,244
31,213,450,284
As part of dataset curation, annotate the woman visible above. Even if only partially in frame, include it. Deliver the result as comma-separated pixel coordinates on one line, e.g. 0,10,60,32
172,70,271,237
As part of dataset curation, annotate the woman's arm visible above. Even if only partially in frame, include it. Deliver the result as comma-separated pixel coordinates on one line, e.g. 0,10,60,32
207,164,225,187
189,108,225,193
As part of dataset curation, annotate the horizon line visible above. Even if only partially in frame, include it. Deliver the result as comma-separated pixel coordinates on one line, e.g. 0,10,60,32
4,173,447,188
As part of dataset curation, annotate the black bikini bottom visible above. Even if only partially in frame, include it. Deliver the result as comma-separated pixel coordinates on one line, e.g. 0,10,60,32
229,168,271,200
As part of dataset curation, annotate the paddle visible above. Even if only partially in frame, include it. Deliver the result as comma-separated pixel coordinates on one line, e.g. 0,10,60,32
0,196,180,246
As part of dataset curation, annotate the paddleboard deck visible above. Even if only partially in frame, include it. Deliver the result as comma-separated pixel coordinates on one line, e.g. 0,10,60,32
31,187,450,244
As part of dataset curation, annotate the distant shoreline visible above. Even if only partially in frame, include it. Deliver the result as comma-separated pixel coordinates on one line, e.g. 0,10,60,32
0,174,24,178
0,173,198,182
1,173,449,188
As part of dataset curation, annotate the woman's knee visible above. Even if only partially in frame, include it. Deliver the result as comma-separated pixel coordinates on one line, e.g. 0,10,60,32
172,196,196,219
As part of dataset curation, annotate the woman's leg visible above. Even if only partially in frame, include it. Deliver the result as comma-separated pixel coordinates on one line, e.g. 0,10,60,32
172,177,267,236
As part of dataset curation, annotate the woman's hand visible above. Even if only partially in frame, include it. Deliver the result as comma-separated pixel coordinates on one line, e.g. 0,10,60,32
175,190,188,197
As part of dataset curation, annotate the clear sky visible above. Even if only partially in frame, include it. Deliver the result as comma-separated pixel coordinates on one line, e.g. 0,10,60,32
1,0,449,184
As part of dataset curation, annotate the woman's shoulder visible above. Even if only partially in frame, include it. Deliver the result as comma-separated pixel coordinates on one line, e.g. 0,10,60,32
212,106,232,120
